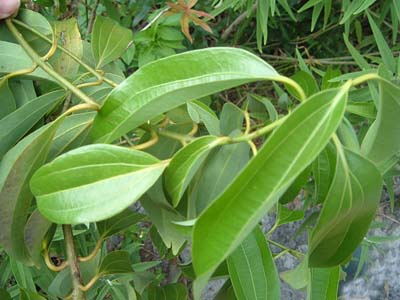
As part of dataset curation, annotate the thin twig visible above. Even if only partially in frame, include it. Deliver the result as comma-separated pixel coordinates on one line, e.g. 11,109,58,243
63,225,86,300
221,3,257,40
86,0,100,36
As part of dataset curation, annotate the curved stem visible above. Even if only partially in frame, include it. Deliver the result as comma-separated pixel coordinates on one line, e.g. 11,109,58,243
231,117,286,143
78,239,103,263
61,103,99,118
0,63,37,88
63,225,86,300
268,239,304,259
44,247,69,272
12,19,118,88
274,75,307,102
6,19,100,109
79,273,101,292
248,140,258,156
243,111,251,135
132,128,159,150
351,73,381,87
158,128,195,143
187,122,199,136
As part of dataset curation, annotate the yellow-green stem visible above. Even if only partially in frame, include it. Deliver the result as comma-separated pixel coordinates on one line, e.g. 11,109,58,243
231,117,287,143
268,239,304,259
6,19,100,109
351,73,381,87
12,19,118,88
78,238,103,263
275,75,307,102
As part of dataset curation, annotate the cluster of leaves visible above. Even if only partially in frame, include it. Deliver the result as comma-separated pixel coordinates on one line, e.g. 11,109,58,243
0,1,399,300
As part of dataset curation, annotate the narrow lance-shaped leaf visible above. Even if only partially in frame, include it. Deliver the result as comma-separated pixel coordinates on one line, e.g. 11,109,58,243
275,204,305,227
367,13,396,74
188,141,250,217
192,85,349,298
309,148,382,267
98,251,133,275
187,100,220,135
91,16,133,68
280,258,309,290
0,118,64,266
141,180,187,255
47,111,95,161
92,47,279,143
227,227,280,300
307,267,340,300
361,79,400,173
0,79,16,119
0,90,65,158
147,283,187,300
164,136,223,207
313,143,336,204
30,144,167,224
97,209,145,239
24,209,52,267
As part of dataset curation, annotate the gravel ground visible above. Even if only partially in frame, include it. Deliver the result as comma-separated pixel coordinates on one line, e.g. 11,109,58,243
202,196,400,300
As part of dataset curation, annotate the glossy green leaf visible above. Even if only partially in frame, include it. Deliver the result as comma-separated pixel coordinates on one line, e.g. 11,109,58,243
10,257,35,291
0,41,53,81
0,288,11,300
276,204,305,227
307,267,340,300
340,0,375,24
337,118,360,151
309,149,382,267
280,258,308,290
187,100,220,135
98,251,133,275
256,0,269,52
165,136,222,207
91,16,133,68
192,86,348,298
322,68,341,90
227,227,280,300
15,9,53,56
30,144,167,224
47,112,95,160
367,13,396,74
298,0,322,13
220,102,245,135
250,94,278,121
188,142,250,217
346,101,376,119
97,209,145,239
0,118,64,266
214,281,237,300
141,180,187,255
313,143,336,204
24,209,52,267
147,283,187,300
9,79,36,107
280,165,311,204
0,80,16,119
286,70,319,99
19,289,46,300
342,35,370,70
361,79,400,173
0,90,65,158
92,48,279,143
